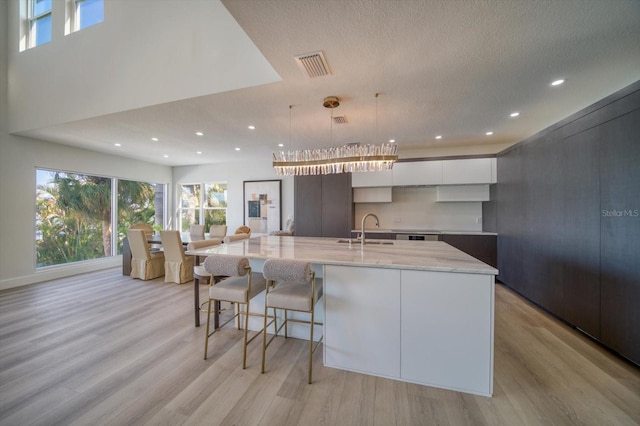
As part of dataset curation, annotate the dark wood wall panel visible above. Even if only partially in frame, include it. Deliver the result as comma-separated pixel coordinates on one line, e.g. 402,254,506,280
497,81,640,364
295,174,353,238
599,110,640,362
559,126,601,338
294,175,322,237
496,146,524,287
321,173,353,238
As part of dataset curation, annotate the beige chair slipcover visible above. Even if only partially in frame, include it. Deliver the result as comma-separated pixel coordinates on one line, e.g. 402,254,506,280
160,230,194,284
127,228,165,280
189,224,206,239
223,233,250,244
129,223,154,237
209,225,227,239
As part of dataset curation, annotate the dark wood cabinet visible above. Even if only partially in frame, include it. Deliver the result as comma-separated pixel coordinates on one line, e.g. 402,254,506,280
440,234,497,268
496,82,640,365
599,109,640,362
294,174,353,238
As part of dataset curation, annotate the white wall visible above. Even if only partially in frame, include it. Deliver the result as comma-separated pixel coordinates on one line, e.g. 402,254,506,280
172,162,294,235
354,187,483,232
0,134,173,290
7,0,279,133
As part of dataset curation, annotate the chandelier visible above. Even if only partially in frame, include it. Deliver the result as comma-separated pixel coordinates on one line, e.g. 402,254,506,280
272,95,398,176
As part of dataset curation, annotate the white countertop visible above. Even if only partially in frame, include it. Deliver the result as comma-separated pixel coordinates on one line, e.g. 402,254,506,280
352,229,498,236
186,235,498,275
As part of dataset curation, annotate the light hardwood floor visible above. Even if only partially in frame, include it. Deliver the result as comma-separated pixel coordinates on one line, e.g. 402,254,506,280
1,268,639,425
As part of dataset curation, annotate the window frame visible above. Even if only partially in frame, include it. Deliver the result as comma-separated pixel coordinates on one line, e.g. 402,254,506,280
28,0,52,48
35,167,167,269
66,0,104,34
178,182,228,232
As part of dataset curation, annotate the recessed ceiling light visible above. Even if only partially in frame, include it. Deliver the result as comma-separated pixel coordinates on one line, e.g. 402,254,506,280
163,154,169,158
278,143,284,147
551,79,565,86
195,131,204,136
486,131,494,136
510,112,520,117
151,137,159,141
248,125,255,130
235,147,241,151
114,143,121,147
435,135,442,140
388,139,395,143
196,151,202,154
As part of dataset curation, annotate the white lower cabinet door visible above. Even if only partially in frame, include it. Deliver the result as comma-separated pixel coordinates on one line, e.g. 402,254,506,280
400,270,494,396
324,265,401,378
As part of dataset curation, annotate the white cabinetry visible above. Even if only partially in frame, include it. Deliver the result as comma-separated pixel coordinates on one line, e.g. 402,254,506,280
351,170,393,187
400,270,493,395
436,184,490,202
442,158,493,184
324,265,401,378
353,187,392,203
392,161,442,186
491,157,497,184
324,265,494,396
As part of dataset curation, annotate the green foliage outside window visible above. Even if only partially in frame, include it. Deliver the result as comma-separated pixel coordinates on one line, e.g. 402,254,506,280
36,170,161,267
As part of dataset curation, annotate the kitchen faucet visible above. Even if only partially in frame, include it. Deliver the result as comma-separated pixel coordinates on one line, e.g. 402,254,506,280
360,213,380,247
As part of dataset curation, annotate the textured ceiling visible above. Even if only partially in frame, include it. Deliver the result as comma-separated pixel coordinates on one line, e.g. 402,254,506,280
17,0,640,166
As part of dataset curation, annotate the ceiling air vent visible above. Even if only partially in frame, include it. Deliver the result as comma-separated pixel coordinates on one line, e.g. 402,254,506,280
295,50,331,78
333,116,348,124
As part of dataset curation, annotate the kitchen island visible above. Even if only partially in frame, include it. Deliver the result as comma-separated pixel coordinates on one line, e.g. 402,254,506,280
187,235,498,396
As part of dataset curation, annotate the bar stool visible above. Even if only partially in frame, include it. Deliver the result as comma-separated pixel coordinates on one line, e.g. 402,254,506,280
187,239,222,327
203,255,266,368
261,259,323,384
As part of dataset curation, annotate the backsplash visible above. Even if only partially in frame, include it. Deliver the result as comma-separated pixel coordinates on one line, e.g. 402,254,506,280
354,187,483,231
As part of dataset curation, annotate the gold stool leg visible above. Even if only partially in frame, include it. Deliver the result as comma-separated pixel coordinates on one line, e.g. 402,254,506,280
204,299,212,360
261,301,268,373
242,301,250,369
309,307,315,384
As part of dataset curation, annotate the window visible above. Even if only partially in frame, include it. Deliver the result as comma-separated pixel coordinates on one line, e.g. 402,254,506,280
29,0,52,48
117,179,165,255
36,169,165,267
178,183,227,232
68,0,103,33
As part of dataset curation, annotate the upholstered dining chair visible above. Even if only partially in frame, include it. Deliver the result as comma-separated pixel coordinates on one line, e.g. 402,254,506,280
127,228,165,280
129,223,154,237
223,233,250,244
234,225,251,236
160,230,194,284
203,254,266,368
209,225,227,239
189,224,206,239
261,259,323,384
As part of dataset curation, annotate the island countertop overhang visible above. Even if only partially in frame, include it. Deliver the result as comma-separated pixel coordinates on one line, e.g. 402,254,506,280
186,235,498,275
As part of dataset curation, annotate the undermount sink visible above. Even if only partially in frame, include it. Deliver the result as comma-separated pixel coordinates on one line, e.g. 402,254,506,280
336,239,394,245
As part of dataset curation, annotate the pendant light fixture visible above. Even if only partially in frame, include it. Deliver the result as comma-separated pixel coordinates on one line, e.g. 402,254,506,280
272,94,398,176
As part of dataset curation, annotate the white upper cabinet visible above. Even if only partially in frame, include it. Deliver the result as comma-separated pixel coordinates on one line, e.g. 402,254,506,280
392,161,443,186
351,169,393,187
442,158,493,185
491,158,497,184
351,158,495,187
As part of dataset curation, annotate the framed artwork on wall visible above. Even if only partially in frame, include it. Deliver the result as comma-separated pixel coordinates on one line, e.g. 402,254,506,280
243,180,282,235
